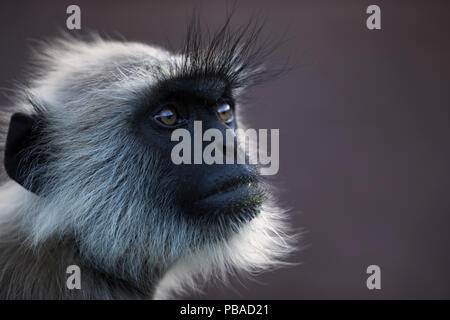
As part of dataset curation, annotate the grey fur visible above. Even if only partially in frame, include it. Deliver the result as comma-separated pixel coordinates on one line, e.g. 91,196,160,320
0,35,295,300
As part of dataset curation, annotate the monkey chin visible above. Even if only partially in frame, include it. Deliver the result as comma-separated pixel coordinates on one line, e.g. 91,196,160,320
187,181,265,223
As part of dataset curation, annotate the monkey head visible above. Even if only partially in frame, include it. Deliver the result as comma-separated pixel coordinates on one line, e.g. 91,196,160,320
1,21,294,298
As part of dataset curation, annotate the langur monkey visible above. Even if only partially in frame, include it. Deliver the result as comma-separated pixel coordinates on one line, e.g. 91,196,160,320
0,19,294,299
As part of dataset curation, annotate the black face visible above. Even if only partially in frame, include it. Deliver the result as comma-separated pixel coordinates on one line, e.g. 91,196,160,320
135,76,264,222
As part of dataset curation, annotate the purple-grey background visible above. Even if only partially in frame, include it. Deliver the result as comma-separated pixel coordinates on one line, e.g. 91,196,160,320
1,0,449,299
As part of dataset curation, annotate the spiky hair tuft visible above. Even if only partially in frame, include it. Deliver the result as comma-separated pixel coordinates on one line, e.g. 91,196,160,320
171,14,281,90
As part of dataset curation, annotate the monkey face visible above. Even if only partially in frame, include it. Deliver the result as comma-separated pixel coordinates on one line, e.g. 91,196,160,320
134,76,265,225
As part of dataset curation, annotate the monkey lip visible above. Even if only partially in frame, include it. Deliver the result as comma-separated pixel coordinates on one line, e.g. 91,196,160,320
194,175,261,205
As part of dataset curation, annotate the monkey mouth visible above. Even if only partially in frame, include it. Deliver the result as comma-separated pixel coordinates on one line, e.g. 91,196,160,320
192,175,264,216
196,174,256,200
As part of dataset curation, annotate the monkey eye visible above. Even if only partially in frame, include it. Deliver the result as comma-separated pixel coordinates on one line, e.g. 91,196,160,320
154,106,179,126
216,104,234,124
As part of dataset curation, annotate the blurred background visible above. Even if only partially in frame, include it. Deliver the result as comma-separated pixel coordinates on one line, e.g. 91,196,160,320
0,0,449,299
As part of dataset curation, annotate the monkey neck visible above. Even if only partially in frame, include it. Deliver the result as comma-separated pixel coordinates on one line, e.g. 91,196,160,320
0,183,166,299
0,229,161,299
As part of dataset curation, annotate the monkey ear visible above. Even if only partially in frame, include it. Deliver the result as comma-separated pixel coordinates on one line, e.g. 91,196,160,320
4,112,42,194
